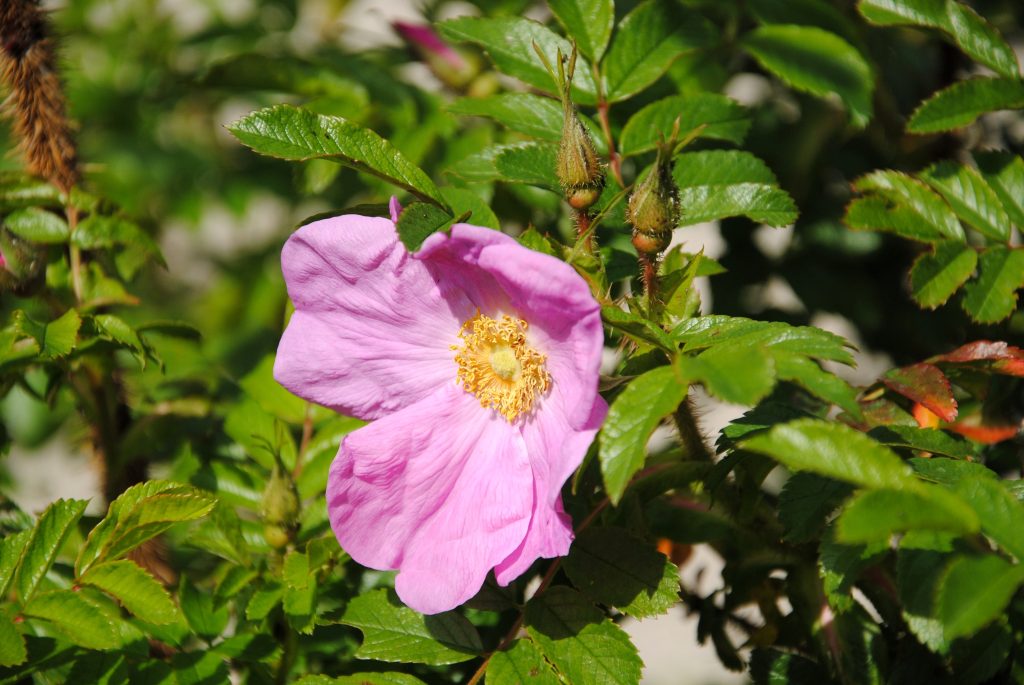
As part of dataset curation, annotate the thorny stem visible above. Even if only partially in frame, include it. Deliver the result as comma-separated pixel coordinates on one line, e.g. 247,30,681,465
573,209,594,252
674,396,713,463
639,252,659,311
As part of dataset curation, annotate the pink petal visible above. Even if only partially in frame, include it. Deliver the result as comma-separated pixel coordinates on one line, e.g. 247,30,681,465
388,197,403,223
274,215,474,420
494,391,607,584
327,384,533,614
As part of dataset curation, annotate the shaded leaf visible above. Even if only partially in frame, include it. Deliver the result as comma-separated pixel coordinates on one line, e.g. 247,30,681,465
869,425,974,459
0,609,26,667
975,151,1024,227
853,171,964,240
954,477,1024,560
23,590,120,650
396,202,455,252
778,473,853,542
743,24,874,127
835,488,978,543
4,208,68,244
564,526,679,618
448,94,604,153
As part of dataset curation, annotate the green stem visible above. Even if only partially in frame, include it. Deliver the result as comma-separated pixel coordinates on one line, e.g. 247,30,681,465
673,396,712,463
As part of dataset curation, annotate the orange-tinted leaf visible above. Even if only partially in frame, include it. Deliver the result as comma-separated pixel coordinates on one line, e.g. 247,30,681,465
930,340,1024,377
947,423,1019,444
855,397,917,428
912,403,941,429
882,363,957,422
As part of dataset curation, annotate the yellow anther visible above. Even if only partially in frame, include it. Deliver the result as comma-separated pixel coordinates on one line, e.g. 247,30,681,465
452,312,551,422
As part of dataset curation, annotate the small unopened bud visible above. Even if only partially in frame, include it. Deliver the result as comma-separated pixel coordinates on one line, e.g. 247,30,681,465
536,42,604,209
261,463,300,549
393,22,480,90
627,130,680,256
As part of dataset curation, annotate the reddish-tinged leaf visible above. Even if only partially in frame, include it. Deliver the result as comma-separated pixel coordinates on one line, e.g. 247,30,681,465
855,397,917,428
882,363,957,422
947,423,1019,444
930,340,1024,377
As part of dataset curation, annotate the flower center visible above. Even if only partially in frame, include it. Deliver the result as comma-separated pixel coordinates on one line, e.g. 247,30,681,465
453,312,550,422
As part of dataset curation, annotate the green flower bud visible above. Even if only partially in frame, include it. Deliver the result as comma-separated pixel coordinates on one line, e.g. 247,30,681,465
627,130,680,255
261,463,300,549
537,42,604,209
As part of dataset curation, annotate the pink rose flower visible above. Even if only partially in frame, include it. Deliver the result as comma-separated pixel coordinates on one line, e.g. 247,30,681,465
273,202,606,614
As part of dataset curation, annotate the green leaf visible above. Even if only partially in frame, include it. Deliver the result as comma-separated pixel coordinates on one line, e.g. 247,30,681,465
688,344,776,405
909,457,995,485
440,187,499,230
599,366,688,505
954,477,1024,560
525,586,642,685
72,215,161,260
284,582,317,635
975,151,1024,228
225,398,297,471
77,481,216,575
79,561,179,625
23,590,120,650
673,315,854,365
907,78,1024,133
246,582,283,621
487,639,560,685
449,94,605,153
820,535,888,613
0,609,26,667
910,240,978,308
0,530,30,599
778,473,853,542
227,105,446,208
295,675,428,685
341,589,482,665
395,202,455,252
742,418,915,489
919,161,1011,242
438,17,597,104
961,245,1024,323
16,499,88,602
846,196,947,242
869,425,974,459
749,0,863,47
564,527,679,618
773,353,862,416
4,208,68,244
936,555,1024,641
602,0,715,102
548,0,614,61
180,577,229,640
619,94,750,155
835,488,978,543
743,24,874,127
601,305,675,351
14,309,82,359
858,0,1019,78
853,171,964,240
672,150,797,227
494,142,561,190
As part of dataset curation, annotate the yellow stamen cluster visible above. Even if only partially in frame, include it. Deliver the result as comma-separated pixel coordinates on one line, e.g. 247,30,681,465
453,312,550,422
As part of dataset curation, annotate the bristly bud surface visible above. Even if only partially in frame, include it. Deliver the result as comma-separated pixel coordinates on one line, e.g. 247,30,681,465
261,463,300,549
538,43,603,209
627,122,683,255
